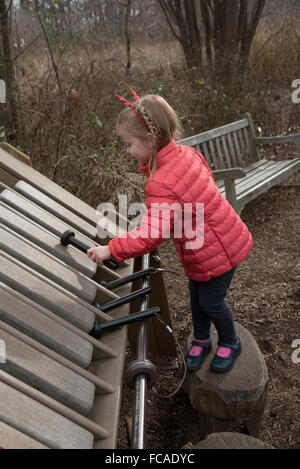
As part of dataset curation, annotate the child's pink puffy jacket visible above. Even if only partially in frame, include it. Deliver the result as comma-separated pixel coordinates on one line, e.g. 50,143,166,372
109,140,252,281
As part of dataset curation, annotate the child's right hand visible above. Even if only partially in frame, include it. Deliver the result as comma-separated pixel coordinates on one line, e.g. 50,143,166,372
87,245,112,266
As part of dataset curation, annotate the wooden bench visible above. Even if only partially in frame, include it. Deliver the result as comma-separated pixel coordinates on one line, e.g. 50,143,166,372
179,113,300,214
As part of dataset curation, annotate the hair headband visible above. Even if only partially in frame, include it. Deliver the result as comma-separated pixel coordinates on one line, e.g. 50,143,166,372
115,88,149,130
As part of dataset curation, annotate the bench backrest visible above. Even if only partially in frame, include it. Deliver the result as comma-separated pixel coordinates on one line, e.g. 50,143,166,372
179,113,259,170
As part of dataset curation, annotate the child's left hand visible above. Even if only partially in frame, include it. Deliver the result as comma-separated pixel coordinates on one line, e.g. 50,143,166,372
87,245,112,266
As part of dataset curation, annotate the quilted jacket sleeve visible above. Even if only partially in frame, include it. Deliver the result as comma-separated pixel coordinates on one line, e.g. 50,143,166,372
109,182,178,262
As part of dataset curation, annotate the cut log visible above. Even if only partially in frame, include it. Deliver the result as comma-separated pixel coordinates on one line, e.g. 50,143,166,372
184,322,268,437
183,432,274,449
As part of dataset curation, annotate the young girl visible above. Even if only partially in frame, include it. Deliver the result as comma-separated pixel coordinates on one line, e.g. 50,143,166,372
87,91,252,373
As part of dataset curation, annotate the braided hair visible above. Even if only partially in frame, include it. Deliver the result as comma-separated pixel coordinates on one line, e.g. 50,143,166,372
117,94,182,175
138,105,160,139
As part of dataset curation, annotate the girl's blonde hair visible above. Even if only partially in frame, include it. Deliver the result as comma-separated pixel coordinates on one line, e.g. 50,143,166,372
117,94,183,176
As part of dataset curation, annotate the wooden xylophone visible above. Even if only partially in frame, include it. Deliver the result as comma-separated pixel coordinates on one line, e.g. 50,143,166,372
0,143,176,449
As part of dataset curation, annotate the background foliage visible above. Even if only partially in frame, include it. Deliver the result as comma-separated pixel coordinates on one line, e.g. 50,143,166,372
0,0,299,206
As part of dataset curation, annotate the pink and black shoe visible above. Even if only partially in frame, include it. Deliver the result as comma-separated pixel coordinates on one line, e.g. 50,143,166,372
210,338,241,373
185,339,212,371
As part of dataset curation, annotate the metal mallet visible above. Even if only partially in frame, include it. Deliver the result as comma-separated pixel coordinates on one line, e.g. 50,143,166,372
99,267,159,290
60,229,119,269
90,306,161,339
97,286,152,313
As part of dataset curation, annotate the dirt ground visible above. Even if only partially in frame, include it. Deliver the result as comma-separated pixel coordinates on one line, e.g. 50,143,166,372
117,170,300,450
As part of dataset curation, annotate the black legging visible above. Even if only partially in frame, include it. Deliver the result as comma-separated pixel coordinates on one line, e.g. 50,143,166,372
188,266,238,345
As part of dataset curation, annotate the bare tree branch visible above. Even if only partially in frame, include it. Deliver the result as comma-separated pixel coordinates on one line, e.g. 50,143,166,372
113,0,132,75
34,0,62,93
159,0,181,42
115,0,127,7
12,32,42,62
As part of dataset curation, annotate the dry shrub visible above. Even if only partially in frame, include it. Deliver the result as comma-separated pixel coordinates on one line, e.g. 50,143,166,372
12,14,300,207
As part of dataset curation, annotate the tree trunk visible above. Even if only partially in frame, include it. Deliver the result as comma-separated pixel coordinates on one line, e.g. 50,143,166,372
124,0,132,75
35,0,62,93
212,0,241,89
240,0,266,73
159,0,203,74
159,0,266,90
0,0,18,142
182,42,202,70
200,0,213,68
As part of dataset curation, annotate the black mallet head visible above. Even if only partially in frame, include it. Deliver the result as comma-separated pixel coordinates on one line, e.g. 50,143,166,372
60,230,75,246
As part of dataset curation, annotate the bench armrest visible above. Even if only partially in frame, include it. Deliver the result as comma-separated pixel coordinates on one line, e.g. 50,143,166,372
213,167,246,181
212,168,246,212
254,134,300,155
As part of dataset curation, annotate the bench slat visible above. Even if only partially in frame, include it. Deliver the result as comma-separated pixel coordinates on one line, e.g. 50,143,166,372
237,159,300,201
215,158,299,213
236,160,294,193
237,128,249,165
235,160,278,186
209,139,219,170
221,135,231,168
195,143,201,154
232,131,244,166
217,160,298,198
227,133,238,167
215,137,226,168
198,144,205,163
202,142,212,168
178,119,249,146
243,127,253,164
234,159,269,175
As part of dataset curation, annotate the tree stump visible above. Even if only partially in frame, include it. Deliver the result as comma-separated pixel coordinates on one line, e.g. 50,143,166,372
184,322,268,439
183,432,274,449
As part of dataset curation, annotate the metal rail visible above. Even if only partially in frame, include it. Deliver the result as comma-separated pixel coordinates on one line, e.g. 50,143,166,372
131,254,151,449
